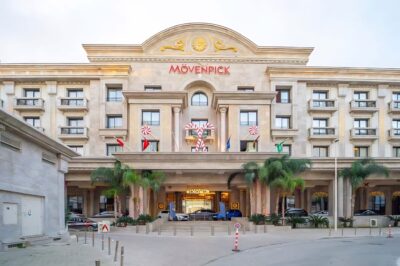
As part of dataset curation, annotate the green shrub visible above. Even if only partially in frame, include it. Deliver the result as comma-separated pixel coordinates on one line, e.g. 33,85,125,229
249,214,266,225
339,217,354,228
137,214,154,224
308,215,329,228
116,216,135,226
286,216,306,228
387,215,400,227
266,213,281,226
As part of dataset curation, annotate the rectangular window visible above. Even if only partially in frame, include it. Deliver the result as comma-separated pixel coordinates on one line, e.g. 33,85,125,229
275,116,290,129
240,140,258,152
191,147,209,152
354,146,369,158
107,87,123,102
354,91,368,100
282,144,291,155
144,85,162,91
276,89,290,103
392,119,400,129
142,110,160,125
68,117,84,127
240,111,257,126
312,91,328,100
190,119,210,136
312,118,328,128
68,145,84,155
393,147,400,157
67,89,84,98
24,116,41,127
107,115,123,128
106,144,123,156
313,146,329,157
142,140,159,152
67,196,84,214
24,89,40,98
392,92,400,101
237,86,254,92
354,119,368,128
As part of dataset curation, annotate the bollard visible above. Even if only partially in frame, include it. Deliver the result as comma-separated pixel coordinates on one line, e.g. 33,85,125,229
108,237,111,256
379,227,382,236
211,225,215,236
264,224,267,233
85,231,87,244
102,234,104,251
173,225,177,236
388,224,393,238
158,224,161,235
76,234,79,244
354,227,357,236
369,227,372,236
190,226,194,236
136,225,139,234
92,231,95,247
227,224,231,235
95,260,100,266
146,224,150,234
120,246,124,266
114,240,119,262
341,227,344,237
255,225,258,234
232,228,240,252
329,228,332,237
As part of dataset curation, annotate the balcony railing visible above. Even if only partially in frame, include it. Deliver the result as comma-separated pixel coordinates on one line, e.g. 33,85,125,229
58,98,88,110
308,99,337,112
14,98,44,110
185,129,215,143
389,101,400,113
309,127,337,139
351,128,378,139
350,100,378,112
58,126,88,139
388,128,400,140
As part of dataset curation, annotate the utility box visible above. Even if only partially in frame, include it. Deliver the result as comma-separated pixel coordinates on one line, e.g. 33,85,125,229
370,219,378,227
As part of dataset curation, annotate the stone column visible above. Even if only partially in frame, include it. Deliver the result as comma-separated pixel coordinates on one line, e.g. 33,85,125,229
83,190,88,217
265,186,271,215
385,190,392,215
256,179,262,213
306,188,312,213
328,181,334,215
89,189,95,217
219,107,227,152
239,189,245,216
338,177,344,217
300,189,305,209
173,107,181,152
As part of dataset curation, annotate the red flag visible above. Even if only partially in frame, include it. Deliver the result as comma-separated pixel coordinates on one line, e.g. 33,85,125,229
253,136,260,149
116,138,124,147
143,138,150,151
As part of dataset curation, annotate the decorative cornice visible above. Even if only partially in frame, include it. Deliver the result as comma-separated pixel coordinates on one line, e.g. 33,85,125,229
123,91,188,107
212,92,276,108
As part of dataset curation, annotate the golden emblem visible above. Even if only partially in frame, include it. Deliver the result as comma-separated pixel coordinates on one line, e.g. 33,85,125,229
192,37,208,52
160,40,185,52
214,39,238,52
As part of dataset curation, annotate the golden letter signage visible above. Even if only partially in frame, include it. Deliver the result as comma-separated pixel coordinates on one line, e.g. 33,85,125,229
186,189,210,194
169,64,230,75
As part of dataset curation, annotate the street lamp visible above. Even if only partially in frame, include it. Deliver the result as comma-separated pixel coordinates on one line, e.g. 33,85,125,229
333,138,339,231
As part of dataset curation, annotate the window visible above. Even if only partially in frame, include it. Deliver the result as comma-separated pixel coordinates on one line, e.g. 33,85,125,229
354,118,369,135
107,87,122,102
282,144,291,155
275,116,290,129
107,115,123,128
276,89,290,103
240,111,257,126
393,119,400,136
354,146,369,157
106,144,123,156
393,92,400,101
68,117,84,127
393,147,400,157
369,194,385,215
190,120,210,136
354,91,368,100
24,89,40,98
237,86,254,92
191,147,208,152
191,92,208,106
24,116,41,127
68,145,84,155
67,89,84,98
67,196,83,214
312,91,328,100
240,140,258,152
66,117,84,134
313,118,328,128
313,146,329,157
142,140,159,152
144,85,162,91
142,110,160,125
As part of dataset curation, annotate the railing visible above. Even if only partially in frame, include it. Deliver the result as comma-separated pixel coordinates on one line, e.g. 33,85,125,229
389,128,400,138
389,101,400,112
188,129,212,137
351,100,377,108
59,126,87,135
351,128,377,136
309,127,336,136
58,98,87,107
14,98,44,107
309,99,336,108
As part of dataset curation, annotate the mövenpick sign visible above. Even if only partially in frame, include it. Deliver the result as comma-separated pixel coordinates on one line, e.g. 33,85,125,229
169,64,230,75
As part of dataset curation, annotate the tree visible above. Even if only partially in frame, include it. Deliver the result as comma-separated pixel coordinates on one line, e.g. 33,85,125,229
141,170,166,215
91,160,128,219
122,169,143,218
340,159,389,217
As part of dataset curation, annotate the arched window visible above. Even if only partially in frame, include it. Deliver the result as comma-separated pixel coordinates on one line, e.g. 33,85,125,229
191,92,208,106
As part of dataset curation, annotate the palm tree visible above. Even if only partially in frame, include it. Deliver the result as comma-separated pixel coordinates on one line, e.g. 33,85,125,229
340,159,389,217
269,173,305,225
91,160,128,219
141,170,166,215
122,169,143,218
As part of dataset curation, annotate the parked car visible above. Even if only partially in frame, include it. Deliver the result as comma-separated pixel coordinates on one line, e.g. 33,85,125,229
213,209,243,220
92,211,119,218
354,209,377,216
189,209,216,220
68,212,85,219
285,208,308,217
67,217,98,231
312,210,329,216
157,210,189,221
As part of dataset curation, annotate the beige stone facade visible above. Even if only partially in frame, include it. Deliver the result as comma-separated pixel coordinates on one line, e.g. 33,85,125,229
1,23,400,218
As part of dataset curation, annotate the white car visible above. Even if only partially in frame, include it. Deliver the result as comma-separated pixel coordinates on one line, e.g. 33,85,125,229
312,210,329,216
158,210,189,221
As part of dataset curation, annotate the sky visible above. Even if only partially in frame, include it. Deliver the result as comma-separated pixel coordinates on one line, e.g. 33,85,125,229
0,0,399,68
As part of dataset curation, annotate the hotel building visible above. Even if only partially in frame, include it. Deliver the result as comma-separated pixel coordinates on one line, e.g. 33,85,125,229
1,23,400,218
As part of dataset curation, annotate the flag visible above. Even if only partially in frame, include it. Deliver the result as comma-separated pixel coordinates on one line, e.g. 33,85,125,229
276,139,286,153
142,138,150,151
226,136,231,151
253,136,260,149
116,138,124,147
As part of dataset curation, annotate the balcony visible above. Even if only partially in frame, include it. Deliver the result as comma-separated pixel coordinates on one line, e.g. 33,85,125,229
388,128,400,140
308,127,337,140
185,129,215,144
14,98,44,111
350,100,378,113
350,128,378,140
58,126,88,140
271,128,298,140
388,101,400,113
308,99,337,113
58,98,88,111
99,128,128,139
